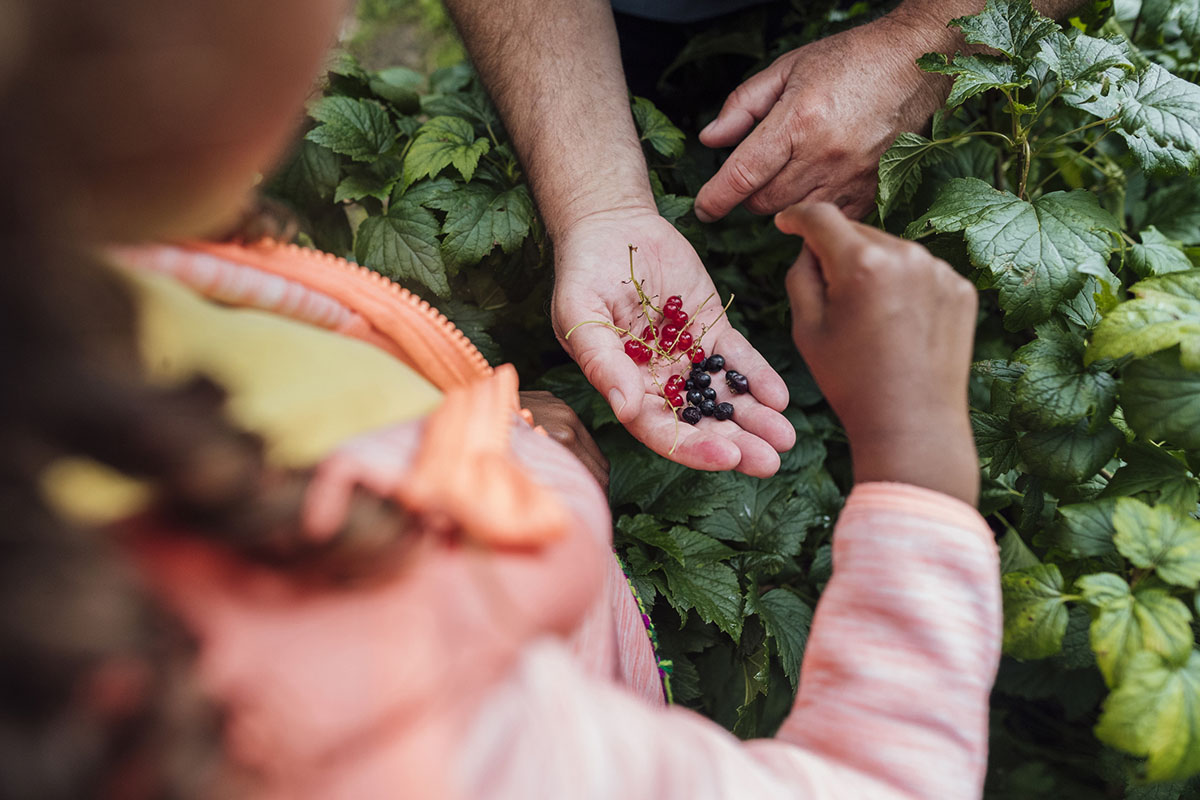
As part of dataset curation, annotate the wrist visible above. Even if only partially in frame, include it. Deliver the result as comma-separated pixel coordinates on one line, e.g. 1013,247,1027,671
545,191,658,245
848,416,979,507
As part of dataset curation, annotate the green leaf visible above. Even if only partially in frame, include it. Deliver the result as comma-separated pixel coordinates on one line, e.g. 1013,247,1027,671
1113,64,1200,175
692,473,817,555
1121,349,1200,450
396,177,459,209
973,411,1020,478
1113,497,1200,588
1000,529,1042,574
1013,334,1117,429
270,140,342,205
334,168,397,204
748,588,812,689
916,52,1030,107
306,96,398,162
1086,270,1200,370
424,183,534,268
1143,181,1200,245
1131,228,1195,278
1019,420,1122,483
1078,572,1193,687
1103,442,1200,511
368,66,423,113
1095,650,1200,782
403,116,491,187
1040,498,1119,558
876,132,948,218
608,450,739,523
907,178,1119,330
632,96,685,159
616,515,735,565
656,194,694,226
1036,31,1133,86
950,0,1060,61
353,198,449,296
1002,563,1070,659
660,557,744,639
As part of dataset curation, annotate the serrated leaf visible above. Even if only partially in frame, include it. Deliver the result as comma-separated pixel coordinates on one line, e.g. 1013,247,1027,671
424,183,534,268
632,96,685,159
1041,498,1119,557
973,411,1021,477
1087,270,1200,369
1121,349,1200,450
1013,334,1117,429
950,0,1060,61
616,515,734,564
1103,442,1200,511
270,140,342,205
1000,530,1042,573
306,96,398,162
1114,64,1200,175
1129,227,1194,279
353,198,448,296
692,473,817,555
1019,420,1122,483
1144,181,1200,246
1078,572,1193,687
1113,498,1200,588
656,193,694,226
368,66,423,113
334,169,396,204
876,132,949,218
403,116,490,187
395,176,458,209
1002,563,1070,659
907,178,1119,330
1095,650,1200,781
660,558,743,639
436,299,500,366
1036,31,1133,85
917,52,1030,107
608,450,739,523
748,588,812,689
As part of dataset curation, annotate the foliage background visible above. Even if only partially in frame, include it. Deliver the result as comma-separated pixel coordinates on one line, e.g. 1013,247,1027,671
268,1,1200,796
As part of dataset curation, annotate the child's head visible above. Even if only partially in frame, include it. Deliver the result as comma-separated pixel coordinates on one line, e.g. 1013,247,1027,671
5,0,347,241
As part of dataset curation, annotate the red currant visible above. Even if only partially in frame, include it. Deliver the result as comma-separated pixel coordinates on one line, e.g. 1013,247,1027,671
641,325,655,342
690,346,706,365
625,340,641,361
675,330,693,353
665,391,684,408
665,295,683,308
665,374,685,393
673,309,689,326
634,342,651,363
662,323,681,341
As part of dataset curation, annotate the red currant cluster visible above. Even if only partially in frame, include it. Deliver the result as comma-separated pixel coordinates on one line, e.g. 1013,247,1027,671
622,294,703,365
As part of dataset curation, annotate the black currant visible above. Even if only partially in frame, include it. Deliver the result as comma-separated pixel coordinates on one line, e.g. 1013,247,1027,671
705,354,725,373
687,390,703,406
714,402,734,421
699,399,716,416
726,372,749,394
690,371,711,389
701,387,716,401
681,406,702,425
685,378,696,391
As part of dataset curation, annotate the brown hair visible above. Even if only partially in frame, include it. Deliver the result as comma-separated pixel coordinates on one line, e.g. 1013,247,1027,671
0,1,411,796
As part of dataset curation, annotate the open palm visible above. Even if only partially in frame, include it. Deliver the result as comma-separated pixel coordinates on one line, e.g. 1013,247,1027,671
551,211,794,477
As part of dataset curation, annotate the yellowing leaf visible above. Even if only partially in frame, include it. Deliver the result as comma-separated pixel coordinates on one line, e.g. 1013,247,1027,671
1112,498,1200,588
1002,563,1069,659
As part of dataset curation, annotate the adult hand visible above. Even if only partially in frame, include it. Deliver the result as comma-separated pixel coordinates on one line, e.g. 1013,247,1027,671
552,210,794,477
695,12,949,222
776,202,979,506
519,390,610,491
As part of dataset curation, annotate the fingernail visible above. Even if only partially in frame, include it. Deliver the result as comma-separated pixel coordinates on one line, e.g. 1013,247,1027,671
694,206,713,223
700,119,718,137
608,388,626,417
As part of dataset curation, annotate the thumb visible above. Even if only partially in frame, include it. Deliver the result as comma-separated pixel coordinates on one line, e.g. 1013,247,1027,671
699,60,789,148
785,247,826,332
562,322,646,424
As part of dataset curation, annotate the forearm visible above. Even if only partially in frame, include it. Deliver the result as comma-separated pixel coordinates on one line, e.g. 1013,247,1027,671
443,0,655,242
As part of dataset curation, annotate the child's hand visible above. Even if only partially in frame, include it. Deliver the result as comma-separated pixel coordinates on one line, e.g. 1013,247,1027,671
776,202,980,506
519,391,610,491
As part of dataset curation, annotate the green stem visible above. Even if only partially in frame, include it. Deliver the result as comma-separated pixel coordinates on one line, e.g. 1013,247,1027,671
1032,115,1119,158
1029,132,1111,195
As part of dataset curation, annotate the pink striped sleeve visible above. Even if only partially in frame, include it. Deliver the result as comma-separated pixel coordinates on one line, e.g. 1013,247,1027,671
455,481,1001,800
